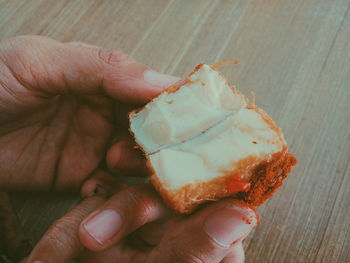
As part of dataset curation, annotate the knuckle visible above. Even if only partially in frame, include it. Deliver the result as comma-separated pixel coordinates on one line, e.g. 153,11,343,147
80,178,99,196
76,196,105,215
45,218,78,249
97,49,131,66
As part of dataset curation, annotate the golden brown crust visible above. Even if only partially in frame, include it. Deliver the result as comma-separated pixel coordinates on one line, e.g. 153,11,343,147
150,150,297,214
151,170,234,214
164,84,180,93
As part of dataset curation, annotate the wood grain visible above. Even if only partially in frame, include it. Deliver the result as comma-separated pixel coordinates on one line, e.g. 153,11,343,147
1,0,349,262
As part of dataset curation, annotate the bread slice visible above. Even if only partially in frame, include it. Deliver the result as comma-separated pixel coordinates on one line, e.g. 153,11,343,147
130,64,297,214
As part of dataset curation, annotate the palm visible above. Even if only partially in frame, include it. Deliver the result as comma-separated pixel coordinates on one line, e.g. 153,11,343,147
0,91,115,191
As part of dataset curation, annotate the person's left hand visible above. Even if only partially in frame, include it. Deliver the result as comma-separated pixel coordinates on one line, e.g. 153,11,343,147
0,35,179,191
24,179,257,263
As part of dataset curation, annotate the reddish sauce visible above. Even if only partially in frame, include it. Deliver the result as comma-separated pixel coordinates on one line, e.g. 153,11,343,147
243,150,298,206
227,178,251,194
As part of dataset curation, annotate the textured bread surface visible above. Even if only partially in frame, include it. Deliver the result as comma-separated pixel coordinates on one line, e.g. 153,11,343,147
130,63,297,214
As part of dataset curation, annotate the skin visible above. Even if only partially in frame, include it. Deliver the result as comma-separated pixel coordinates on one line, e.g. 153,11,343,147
0,35,158,191
0,192,31,261
0,36,256,262
27,182,252,263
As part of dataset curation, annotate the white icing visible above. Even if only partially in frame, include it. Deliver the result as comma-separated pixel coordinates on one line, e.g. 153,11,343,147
130,64,285,190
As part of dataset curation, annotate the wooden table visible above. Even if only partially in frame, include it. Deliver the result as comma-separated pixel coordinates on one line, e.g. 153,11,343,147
1,0,350,262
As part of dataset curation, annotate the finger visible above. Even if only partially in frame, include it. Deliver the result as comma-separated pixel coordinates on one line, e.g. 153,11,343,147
221,242,245,263
106,138,148,176
2,36,180,104
151,200,257,263
80,170,127,199
25,195,105,263
79,184,171,251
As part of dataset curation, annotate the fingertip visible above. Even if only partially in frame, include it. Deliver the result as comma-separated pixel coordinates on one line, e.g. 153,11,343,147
106,141,147,175
80,171,125,198
80,180,107,199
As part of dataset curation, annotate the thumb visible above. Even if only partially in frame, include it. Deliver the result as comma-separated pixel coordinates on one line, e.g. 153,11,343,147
1,36,180,104
151,200,258,263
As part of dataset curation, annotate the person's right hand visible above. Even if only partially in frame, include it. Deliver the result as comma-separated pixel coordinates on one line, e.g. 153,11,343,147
25,180,257,263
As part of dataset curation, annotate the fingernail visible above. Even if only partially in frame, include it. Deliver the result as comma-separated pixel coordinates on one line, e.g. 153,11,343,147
203,205,257,247
144,70,180,88
84,209,122,244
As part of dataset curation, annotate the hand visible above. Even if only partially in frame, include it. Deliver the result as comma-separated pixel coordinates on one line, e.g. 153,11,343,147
0,35,179,191
25,179,257,263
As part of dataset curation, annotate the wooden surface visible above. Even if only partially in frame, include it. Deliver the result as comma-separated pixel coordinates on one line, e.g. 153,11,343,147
1,0,350,262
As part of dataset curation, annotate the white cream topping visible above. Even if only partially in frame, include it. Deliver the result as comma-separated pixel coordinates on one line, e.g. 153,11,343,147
130,64,285,190
150,149,219,189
